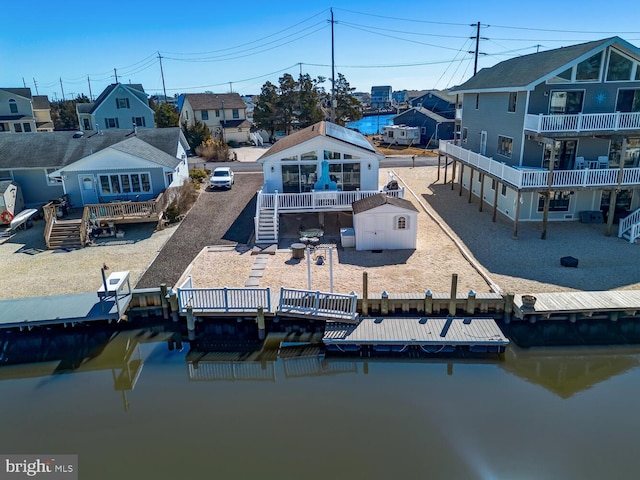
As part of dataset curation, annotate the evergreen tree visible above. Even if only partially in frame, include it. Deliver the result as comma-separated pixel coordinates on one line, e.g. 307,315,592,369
154,103,180,127
276,73,297,134
182,119,212,151
253,81,279,138
50,94,91,131
333,73,362,126
297,74,324,128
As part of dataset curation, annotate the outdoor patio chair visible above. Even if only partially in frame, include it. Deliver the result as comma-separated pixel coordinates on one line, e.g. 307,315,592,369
574,157,586,169
597,156,609,169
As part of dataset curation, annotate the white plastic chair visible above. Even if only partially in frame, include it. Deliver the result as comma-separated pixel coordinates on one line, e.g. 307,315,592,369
597,156,609,169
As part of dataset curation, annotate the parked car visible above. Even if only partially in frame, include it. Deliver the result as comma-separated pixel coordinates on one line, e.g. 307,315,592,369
209,167,234,189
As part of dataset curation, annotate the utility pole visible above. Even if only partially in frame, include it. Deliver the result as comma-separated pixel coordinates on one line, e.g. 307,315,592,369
229,82,233,93
158,52,167,102
32,78,39,95
299,62,303,77
22,77,27,88
59,78,66,101
114,68,118,83
469,22,487,76
330,7,336,123
87,76,93,101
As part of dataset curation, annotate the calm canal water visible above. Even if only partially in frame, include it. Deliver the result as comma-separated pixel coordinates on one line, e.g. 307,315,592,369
347,114,395,135
1,325,639,479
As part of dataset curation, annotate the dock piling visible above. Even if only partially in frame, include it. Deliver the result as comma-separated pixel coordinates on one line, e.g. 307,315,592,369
448,274,458,316
381,291,389,316
362,272,369,317
160,284,169,320
257,306,266,340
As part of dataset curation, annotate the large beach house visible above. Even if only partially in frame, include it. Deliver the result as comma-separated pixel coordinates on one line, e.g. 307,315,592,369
439,37,640,241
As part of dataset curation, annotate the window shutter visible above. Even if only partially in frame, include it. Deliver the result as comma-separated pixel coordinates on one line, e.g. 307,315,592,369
116,98,120,109
126,98,130,108
115,118,119,128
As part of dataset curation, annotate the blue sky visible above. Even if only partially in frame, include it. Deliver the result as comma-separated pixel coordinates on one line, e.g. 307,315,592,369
2,0,639,101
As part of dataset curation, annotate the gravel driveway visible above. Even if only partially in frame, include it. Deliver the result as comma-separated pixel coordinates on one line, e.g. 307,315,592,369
135,173,264,288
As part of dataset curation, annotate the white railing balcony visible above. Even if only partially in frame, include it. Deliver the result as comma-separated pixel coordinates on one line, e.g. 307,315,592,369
439,140,640,190
257,188,404,212
524,112,640,134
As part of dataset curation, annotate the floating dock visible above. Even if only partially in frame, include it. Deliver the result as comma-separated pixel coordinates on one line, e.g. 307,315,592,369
323,317,509,355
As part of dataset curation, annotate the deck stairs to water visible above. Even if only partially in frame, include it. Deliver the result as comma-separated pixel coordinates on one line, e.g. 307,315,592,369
619,208,640,244
48,219,83,249
255,207,278,244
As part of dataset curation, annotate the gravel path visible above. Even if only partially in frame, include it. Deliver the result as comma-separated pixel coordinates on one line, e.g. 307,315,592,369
135,173,264,289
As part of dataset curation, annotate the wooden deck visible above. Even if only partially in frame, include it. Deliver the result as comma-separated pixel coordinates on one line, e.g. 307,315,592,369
513,291,640,320
323,317,508,354
0,292,131,330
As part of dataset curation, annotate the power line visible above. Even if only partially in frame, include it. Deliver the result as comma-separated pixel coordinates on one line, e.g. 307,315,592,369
334,7,472,26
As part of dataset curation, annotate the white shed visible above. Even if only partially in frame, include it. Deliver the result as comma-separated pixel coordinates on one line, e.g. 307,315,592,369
352,193,418,251
0,181,25,225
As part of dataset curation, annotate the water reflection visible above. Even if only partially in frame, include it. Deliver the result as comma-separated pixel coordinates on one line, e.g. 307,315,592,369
2,324,640,404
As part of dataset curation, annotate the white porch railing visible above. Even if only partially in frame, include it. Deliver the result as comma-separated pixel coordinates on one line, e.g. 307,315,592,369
439,140,640,190
178,286,272,313
619,207,640,243
524,112,640,134
257,187,404,212
278,287,358,321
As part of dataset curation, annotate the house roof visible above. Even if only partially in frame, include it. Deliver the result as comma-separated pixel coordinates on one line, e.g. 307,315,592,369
183,93,246,111
2,88,32,100
452,37,638,93
258,121,382,161
0,127,186,169
221,119,251,129
77,103,93,114
58,136,182,172
412,90,456,104
394,107,452,124
352,193,418,215
88,83,146,113
31,95,50,110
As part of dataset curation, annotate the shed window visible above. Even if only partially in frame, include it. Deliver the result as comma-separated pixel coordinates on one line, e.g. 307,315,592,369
396,216,408,230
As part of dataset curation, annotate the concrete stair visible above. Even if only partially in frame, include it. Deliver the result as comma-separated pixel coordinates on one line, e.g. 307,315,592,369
255,208,277,244
48,220,83,249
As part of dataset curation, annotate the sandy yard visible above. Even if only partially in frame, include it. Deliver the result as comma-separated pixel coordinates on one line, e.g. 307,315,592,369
185,165,640,297
0,221,176,299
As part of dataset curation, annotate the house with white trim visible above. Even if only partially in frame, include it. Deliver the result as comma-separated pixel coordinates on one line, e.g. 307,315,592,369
440,37,640,241
179,93,251,144
254,121,402,243
77,83,155,132
0,88,52,133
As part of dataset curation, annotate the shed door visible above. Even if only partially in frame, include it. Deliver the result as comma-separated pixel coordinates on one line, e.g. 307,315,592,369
362,216,383,250
79,175,98,205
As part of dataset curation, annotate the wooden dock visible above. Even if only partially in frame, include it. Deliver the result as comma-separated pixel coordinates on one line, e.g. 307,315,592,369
0,292,131,330
513,291,640,321
323,317,509,355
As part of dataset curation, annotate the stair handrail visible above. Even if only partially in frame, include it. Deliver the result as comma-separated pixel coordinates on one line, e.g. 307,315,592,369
42,201,58,249
79,206,92,246
618,207,640,238
629,223,640,244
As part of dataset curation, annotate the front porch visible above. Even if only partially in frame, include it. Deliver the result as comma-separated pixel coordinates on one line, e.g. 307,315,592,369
438,141,640,240
43,194,165,249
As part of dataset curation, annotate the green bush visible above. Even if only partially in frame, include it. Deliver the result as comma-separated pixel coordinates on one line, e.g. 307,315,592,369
189,168,208,183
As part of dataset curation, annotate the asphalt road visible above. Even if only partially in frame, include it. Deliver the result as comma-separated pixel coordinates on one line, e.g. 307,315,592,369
135,173,264,289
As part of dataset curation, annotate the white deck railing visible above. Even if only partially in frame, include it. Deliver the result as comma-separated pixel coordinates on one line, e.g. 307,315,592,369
257,187,404,212
524,112,640,134
278,287,358,321
439,141,640,190
178,286,272,313
619,207,640,242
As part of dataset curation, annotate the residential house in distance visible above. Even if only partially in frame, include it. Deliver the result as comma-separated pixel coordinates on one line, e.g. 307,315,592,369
370,86,393,109
0,88,44,133
439,37,640,241
352,92,371,109
32,95,54,132
254,121,401,244
179,93,252,144
410,90,457,117
391,90,456,146
0,127,189,209
77,83,155,132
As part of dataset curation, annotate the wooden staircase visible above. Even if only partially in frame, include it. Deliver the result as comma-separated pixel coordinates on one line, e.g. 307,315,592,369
255,207,278,244
48,219,83,249
618,208,640,244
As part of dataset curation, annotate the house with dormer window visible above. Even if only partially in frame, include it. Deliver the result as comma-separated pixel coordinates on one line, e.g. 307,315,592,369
0,88,52,133
439,37,640,242
77,83,155,132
